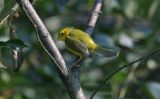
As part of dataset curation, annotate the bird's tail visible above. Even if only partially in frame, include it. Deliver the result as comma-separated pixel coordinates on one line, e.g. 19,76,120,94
93,46,119,59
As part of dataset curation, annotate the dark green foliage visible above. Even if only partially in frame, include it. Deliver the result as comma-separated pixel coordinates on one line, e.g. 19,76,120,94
0,0,160,99
0,39,27,49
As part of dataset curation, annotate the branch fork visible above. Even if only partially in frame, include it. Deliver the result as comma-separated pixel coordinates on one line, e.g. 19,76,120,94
14,0,102,99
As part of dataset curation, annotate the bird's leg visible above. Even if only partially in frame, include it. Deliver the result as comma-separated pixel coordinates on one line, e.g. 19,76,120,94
73,51,89,67
72,48,90,67
73,57,84,67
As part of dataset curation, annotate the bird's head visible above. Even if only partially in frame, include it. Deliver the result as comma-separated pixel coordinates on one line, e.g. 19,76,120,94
58,27,73,41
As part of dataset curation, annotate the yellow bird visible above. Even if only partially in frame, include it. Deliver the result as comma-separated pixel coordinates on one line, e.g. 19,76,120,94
58,27,119,65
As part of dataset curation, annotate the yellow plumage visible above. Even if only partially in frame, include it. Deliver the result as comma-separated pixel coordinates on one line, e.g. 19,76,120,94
58,27,119,64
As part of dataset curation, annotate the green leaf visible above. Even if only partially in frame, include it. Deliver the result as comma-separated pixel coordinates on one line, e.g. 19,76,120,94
0,39,28,49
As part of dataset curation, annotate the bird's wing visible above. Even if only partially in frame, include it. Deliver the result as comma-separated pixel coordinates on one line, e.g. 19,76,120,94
65,36,89,57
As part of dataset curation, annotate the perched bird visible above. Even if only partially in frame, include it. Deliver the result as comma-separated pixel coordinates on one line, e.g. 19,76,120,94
58,27,119,65
0,39,27,71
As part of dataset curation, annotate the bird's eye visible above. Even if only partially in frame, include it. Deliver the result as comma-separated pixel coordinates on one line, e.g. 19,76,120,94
60,32,64,35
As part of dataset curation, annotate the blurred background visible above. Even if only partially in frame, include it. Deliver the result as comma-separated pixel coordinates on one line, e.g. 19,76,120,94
0,0,160,99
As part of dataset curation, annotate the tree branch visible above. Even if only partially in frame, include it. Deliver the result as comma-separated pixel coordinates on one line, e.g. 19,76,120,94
85,0,102,35
90,47,160,99
65,0,103,98
15,0,68,77
63,67,86,99
14,0,102,99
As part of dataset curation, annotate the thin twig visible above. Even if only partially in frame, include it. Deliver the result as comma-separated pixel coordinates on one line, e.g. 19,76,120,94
76,0,102,66
85,0,102,35
119,63,139,98
0,4,19,26
15,0,68,76
90,47,160,99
